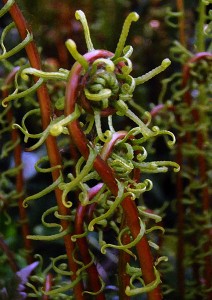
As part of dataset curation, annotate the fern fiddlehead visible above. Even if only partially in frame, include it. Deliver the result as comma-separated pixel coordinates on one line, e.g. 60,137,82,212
1,3,180,299
64,10,179,300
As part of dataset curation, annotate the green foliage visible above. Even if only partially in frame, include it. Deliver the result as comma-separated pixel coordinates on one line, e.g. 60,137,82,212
0,1,211,300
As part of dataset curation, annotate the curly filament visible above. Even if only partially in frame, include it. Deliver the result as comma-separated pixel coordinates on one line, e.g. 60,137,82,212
0,0,15,17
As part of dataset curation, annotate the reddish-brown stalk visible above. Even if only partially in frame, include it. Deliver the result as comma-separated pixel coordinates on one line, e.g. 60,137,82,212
182,52,211,212
0,235,19,272
74,132,130,298
2,67,33,264
65,50,162,300
175,134,185,299
74,187,106,299
182,52,212,299
175,1,186,296
176,0,186,46
102,131,132,299
3,1,84,298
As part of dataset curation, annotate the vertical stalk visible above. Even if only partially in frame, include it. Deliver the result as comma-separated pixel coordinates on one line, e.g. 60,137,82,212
181,52,212,300
176,0,186,46
3,1,84,298
3,67,33,264
175,1,186,298
176,137,185,300
118,215,131,300
196,0,206,52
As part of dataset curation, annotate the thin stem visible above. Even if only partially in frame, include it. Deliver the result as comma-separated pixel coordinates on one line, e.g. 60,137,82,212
118,215,131,300
4,1,84,298
74,195,106,299
3,67,33,264
182,52,212,299
176,0,186,46
65,50,162,300
196,1,207,52
0,235,19,272
176,135,185,300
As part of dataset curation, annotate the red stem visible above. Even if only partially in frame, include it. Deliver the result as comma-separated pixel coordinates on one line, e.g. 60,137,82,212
176,0,186,46
182,52,212,298
3,67,33,264
65,50,162,300
3,1,85,298
74,184,106,300
176,135,185,299
182,52,211,213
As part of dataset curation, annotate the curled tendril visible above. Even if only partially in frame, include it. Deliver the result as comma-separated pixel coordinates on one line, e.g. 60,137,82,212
83,276,105,296
115,57,133,75
155,256,169,266
0,137,20,158
100,217,146,255
116,142,134,161
59,146,97,207
34,156,62,173
119,75,135,95
0,0,15,17
71,231,87,242
21,67,69,81
113,12,139,60
146,225,165,235
49,105,81,136
0,22,33,61
170,42,193,64
123,45,133,58
133,160,180,173
138,207,162,223
109,153,134,176
26,283,41,297
126,180,153,198
13,104,80,150
54,211,73,221
23,172,63,207
76,250,95,276
88,181,125,231
165,7,183,28
84,88,111,102
135,59,171,85
51,254,73,276
41,206,62,232
125,266,161,296
43,277,81,296
116,104,153,137
90,58,115,75
94,111,112,142
2,78,43,107
27,225,72,241
159,73,181,103
75,10,94,52
0,164,22,182
65,39,89,71
151,126,177,148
